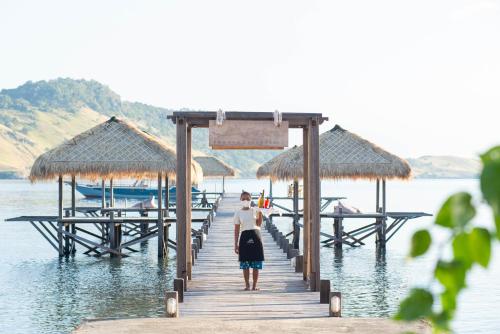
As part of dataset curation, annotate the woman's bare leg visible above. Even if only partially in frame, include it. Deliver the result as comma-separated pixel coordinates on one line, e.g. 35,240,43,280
252,269,259,290
243,269,250,290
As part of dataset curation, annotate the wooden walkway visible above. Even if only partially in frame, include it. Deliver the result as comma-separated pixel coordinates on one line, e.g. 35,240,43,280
74,195,430,333
181,194,324,319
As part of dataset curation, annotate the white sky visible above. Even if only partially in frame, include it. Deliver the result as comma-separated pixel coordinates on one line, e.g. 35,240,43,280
1,0,499,158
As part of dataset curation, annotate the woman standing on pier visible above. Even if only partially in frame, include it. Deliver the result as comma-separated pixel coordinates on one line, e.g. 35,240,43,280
234,191,264,291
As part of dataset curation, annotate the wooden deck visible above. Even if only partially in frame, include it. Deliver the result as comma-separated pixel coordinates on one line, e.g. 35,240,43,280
181,194,324,319
74,194,430,333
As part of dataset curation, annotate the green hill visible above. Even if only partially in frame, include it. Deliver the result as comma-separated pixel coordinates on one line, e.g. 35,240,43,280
0,78,279,178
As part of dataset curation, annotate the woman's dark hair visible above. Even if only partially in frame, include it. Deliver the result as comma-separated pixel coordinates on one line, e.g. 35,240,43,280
240,191,251,199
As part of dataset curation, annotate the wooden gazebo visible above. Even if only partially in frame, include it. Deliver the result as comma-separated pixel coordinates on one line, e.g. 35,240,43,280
193,155,236,193
168,111,327,292
30,116,203,257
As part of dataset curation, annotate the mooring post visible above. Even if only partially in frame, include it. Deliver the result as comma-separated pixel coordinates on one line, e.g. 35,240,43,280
295,255,304,273
174,278,184,302
320,279,331,304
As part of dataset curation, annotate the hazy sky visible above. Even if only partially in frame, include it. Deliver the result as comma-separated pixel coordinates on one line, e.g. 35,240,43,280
1,0,499,158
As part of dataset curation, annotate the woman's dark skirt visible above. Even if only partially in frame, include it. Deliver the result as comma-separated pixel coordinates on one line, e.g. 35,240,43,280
238,229,264,269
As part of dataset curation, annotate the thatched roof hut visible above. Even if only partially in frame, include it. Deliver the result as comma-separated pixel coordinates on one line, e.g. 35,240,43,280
257,125,411,181
193,156,236,178
30,116,203,183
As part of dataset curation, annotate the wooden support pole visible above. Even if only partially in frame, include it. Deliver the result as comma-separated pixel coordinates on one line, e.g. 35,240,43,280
165,291,179,318
57,175,64,257
101,179,106,211
334,208,343,249
302,126,310,281
292,179,300,249
269,179,273,199
109,178,114,208
165,175,170,217
320,279,331,304
376,179,380,211
222,176,225,194
71,175,76,216
176,118,188,284
186,125,193,280
308,118,321,292
158,173,165,257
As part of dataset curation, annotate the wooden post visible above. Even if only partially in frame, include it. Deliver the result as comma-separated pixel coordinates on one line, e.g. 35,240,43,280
376,179,380,211
186,125,193,280
165,175,170,217
57,175,64,257
320,279,331,304
292,179,300,249
222,176,225,194
302,126,310,281
101,179,106,211
109,178,114,208
269,179,273,199
71,175,76,254
176,118,188,284
308,118,321,292
380,179,387,247
334,207,342,249
158,173,165,257
165,291,179,318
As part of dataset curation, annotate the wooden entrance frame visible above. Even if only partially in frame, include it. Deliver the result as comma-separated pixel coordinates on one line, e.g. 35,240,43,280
168,111,327,291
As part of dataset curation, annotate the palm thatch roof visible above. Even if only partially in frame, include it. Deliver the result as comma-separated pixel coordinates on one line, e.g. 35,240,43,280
30,117,203,183
256,125,411,181
193,156,236,178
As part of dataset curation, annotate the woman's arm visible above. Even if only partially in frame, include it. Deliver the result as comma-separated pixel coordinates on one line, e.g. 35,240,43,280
234,224,240,254
256,211,263,227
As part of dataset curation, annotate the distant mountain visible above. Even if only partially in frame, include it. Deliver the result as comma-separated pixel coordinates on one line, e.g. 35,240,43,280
0,78,279,178
0,78,482,180
407,156,480,179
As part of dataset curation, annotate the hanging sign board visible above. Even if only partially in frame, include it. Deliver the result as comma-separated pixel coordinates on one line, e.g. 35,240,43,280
209,120,288,149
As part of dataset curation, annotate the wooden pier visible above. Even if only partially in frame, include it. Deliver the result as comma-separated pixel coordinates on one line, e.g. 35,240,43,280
74,194,429,334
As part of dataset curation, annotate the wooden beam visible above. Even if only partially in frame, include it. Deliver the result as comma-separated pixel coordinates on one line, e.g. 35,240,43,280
176,117,188,283
308,118,321,292
302,127,310,281
187,125,193,279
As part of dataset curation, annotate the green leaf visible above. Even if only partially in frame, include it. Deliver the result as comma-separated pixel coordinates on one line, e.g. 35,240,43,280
394,288,434,321
452,232,473,269
435,192,476,230
430,311,452,332
469,227,491,268
480,146,500,239
435,260,466,293
410,229,432,257
440,289,457,312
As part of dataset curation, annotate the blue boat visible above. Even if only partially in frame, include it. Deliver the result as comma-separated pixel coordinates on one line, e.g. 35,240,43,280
71,182,201,201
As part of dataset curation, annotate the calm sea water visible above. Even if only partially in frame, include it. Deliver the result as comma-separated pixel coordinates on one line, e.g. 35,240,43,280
0,178,498,334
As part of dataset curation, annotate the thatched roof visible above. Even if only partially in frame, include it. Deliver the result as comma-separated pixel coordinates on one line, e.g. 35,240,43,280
193,156,236,178
256,125,411,181
30,117,203,183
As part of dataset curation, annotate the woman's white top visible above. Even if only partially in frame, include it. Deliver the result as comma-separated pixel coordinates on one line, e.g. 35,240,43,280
233,208,260,232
